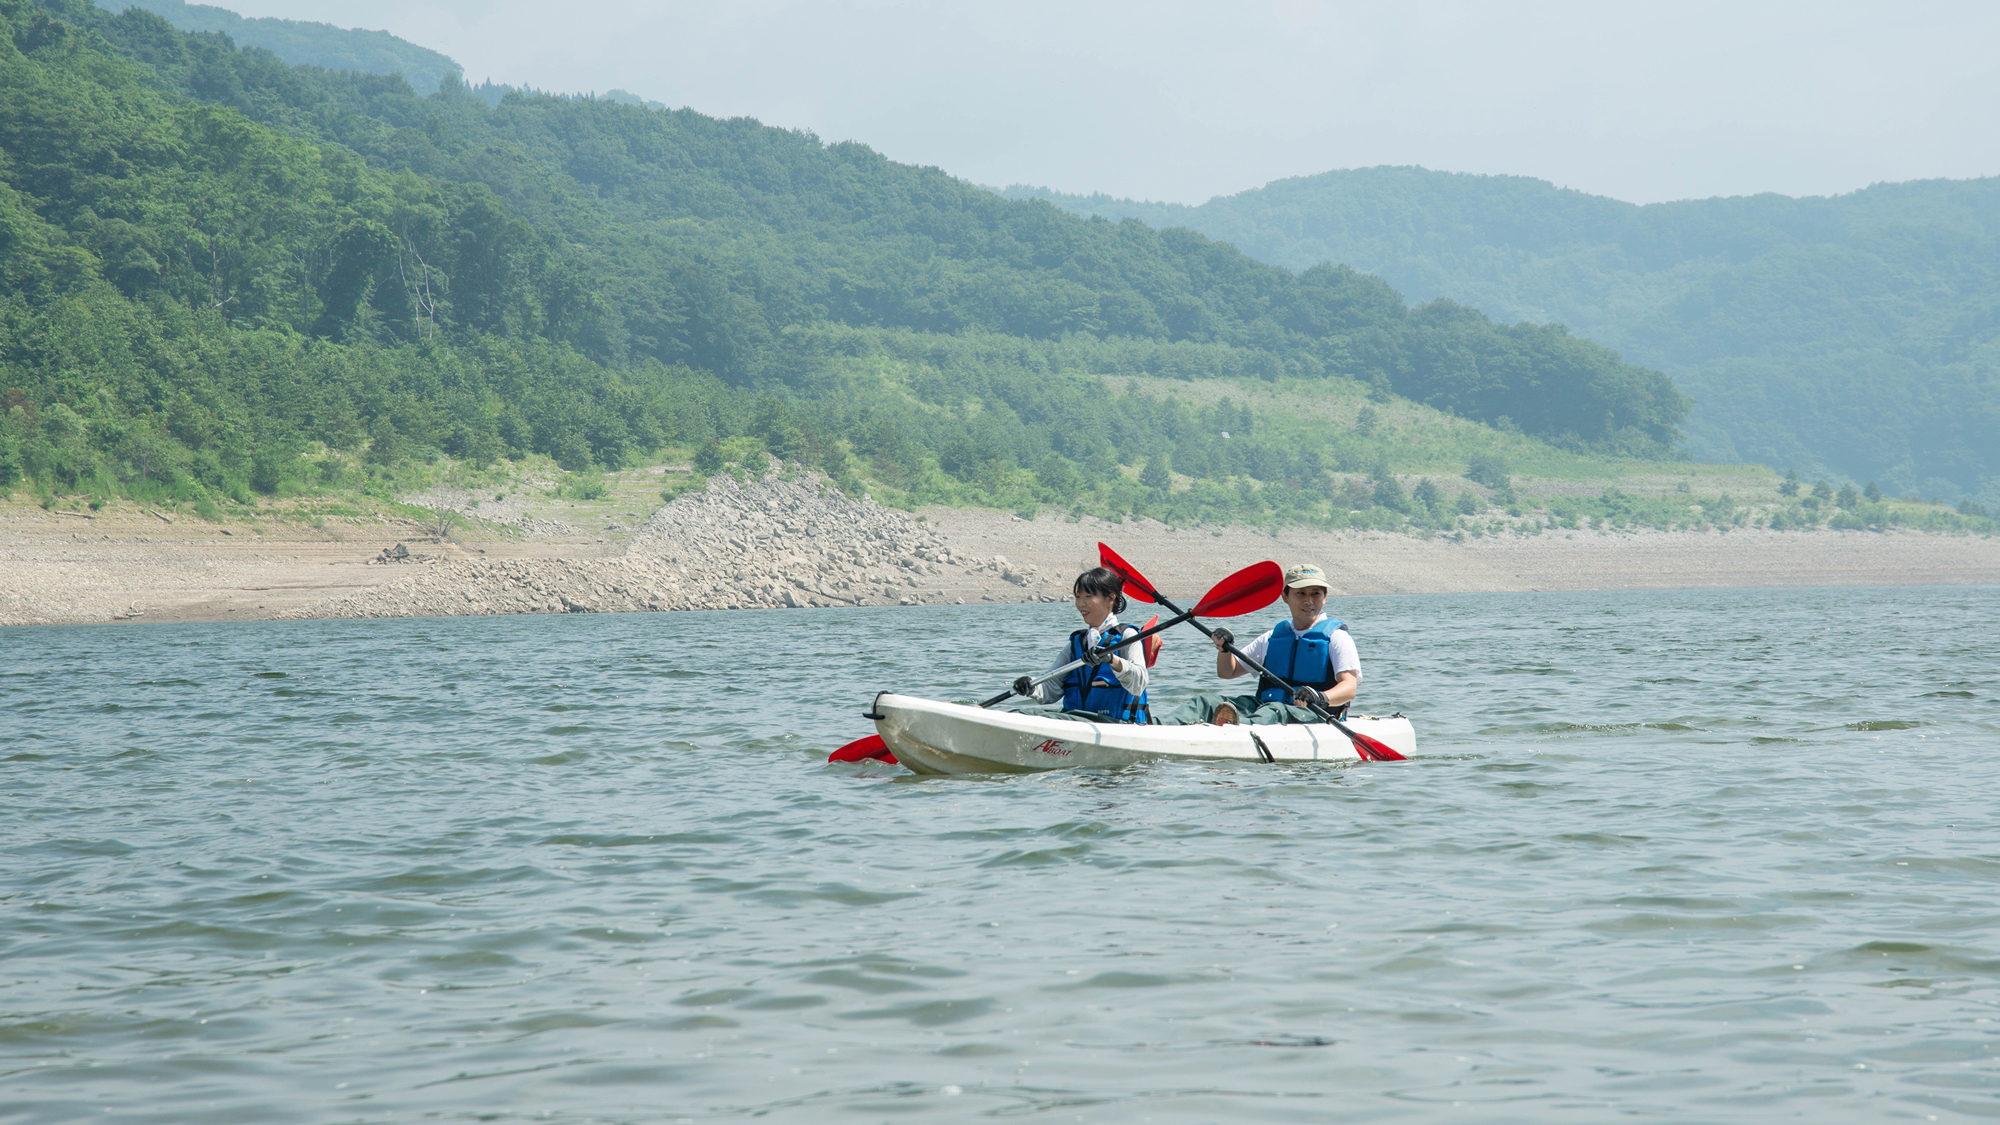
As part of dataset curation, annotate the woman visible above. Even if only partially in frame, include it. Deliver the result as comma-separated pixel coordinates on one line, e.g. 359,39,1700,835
1011,567,1152,723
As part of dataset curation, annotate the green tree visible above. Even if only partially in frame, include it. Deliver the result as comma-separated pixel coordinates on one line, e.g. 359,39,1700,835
1035,453,1083,499
366,417,403,466
1140,455,1171,492
1863,480,1882,502
1779,468,1800,497
1836,483,1859,510
1371,462,1408,513
1411,477,1443,515
1465,451,1510,488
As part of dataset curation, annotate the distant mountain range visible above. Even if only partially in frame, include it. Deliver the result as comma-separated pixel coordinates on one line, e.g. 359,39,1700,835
61,0,1999,506
1001,169,2000,504
121,0,458,92
4,0,1684,532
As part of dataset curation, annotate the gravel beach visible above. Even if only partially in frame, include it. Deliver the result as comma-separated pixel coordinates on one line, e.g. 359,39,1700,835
4,468,1996,627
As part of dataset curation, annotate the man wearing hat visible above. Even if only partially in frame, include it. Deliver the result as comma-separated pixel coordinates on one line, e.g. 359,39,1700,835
1157,563,1359,726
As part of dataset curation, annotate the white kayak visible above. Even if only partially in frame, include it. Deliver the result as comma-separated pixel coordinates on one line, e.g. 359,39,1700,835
869,692,1416,775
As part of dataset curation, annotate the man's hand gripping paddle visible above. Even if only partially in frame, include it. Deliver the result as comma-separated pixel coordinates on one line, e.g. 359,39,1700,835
971,559,1285,710
1098,543,1407,762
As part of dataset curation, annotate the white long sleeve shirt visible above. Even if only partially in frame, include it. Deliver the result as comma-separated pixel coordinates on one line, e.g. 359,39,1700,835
1027,613,1149,704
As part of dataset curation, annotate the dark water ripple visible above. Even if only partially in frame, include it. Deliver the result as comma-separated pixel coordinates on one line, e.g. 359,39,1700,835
4,585,2000,1123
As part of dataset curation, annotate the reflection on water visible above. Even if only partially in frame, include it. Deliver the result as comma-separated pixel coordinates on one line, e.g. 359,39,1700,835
3,585,1998,1123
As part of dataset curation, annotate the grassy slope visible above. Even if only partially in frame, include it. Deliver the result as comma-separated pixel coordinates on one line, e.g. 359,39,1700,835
998,170,2000,507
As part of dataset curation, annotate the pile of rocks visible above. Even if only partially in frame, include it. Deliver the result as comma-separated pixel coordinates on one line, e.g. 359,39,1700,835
287,466,1061,620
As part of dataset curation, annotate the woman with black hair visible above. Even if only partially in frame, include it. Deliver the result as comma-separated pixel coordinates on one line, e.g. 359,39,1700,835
1009,567,1152,723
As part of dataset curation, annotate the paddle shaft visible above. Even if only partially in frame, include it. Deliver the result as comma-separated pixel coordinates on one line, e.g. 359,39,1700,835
1198,621,1404,757
1151,591,1352,726
976,614,1181,708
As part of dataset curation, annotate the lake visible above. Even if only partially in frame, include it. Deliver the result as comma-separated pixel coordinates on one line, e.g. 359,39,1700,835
4,585,1998,1122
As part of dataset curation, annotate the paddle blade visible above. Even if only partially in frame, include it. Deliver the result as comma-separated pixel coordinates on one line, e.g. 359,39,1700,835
1349,731,1407,762
1190,560,1285,618
1097,543,1160,603
828,735,897,764
1139,615,1165,667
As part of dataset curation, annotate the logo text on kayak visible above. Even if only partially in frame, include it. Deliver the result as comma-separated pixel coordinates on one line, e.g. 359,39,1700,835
1030,738,1071,757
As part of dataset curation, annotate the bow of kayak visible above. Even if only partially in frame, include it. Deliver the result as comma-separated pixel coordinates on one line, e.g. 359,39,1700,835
869,692,1416,775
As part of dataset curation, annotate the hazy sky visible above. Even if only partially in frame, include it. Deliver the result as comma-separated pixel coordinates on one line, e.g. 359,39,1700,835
213,0,1998,206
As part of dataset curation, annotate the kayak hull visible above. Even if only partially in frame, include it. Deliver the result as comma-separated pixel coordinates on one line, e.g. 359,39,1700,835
870,692,1415,775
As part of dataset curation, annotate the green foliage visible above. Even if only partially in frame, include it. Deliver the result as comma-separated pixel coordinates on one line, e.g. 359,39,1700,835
1007,167,2000,509
0,0,1703,527
1465,451,1511,488
1863,480,1882,502
1035,452,1082,499
1371,472,1408,513
1139,455,1170,491
1411,477,1443,515
1779,468,1800,497
558,473,606,500
121,0,460,93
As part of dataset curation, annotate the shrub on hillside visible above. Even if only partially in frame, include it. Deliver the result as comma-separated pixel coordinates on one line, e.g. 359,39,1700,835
1465,451,1511,488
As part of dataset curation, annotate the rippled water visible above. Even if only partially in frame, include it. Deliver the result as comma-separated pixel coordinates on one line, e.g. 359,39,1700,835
4,585,2000,1123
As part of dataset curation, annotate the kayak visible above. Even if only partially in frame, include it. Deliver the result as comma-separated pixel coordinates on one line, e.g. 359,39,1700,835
868,692,1417,775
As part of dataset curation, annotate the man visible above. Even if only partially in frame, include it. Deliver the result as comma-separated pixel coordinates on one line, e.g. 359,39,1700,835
1157,563,1358,726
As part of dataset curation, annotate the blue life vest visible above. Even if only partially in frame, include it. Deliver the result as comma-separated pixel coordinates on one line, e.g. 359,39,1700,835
1256,617,1346,705
1061,625,1151,723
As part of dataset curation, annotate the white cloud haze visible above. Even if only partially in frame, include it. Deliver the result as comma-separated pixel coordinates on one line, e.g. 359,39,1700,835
205,0,1999,205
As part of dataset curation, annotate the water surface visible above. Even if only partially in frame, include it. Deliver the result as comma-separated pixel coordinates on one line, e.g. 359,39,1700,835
4,586,1999,1122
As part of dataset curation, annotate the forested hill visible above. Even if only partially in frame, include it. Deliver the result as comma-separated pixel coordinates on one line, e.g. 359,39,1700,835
0,0,1686,522
118,0,458,92
1001,169,2000,507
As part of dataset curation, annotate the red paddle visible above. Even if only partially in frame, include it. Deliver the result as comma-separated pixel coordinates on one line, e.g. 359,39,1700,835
829,734,896,764
1098,544,1408,762
975,560,1283,708
826,560,1286,765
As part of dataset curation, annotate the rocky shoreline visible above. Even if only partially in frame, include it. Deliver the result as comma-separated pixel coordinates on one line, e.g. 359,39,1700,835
3,463,1998,627
288,470,1057,620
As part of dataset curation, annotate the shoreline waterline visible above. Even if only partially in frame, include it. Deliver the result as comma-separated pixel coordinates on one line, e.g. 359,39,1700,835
4,485,1997,627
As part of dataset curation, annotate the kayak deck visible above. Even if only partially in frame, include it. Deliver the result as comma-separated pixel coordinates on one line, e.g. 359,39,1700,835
870,692,1415,775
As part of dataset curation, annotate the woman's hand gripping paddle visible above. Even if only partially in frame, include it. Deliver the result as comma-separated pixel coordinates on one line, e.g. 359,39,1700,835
975,561,1283,709
1098,543,1407,762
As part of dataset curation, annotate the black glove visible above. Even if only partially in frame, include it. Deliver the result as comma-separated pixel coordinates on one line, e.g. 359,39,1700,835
1212,627,1235,650
1082,645,1108,667
1012,675,1032,696
1293,686,1325,709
